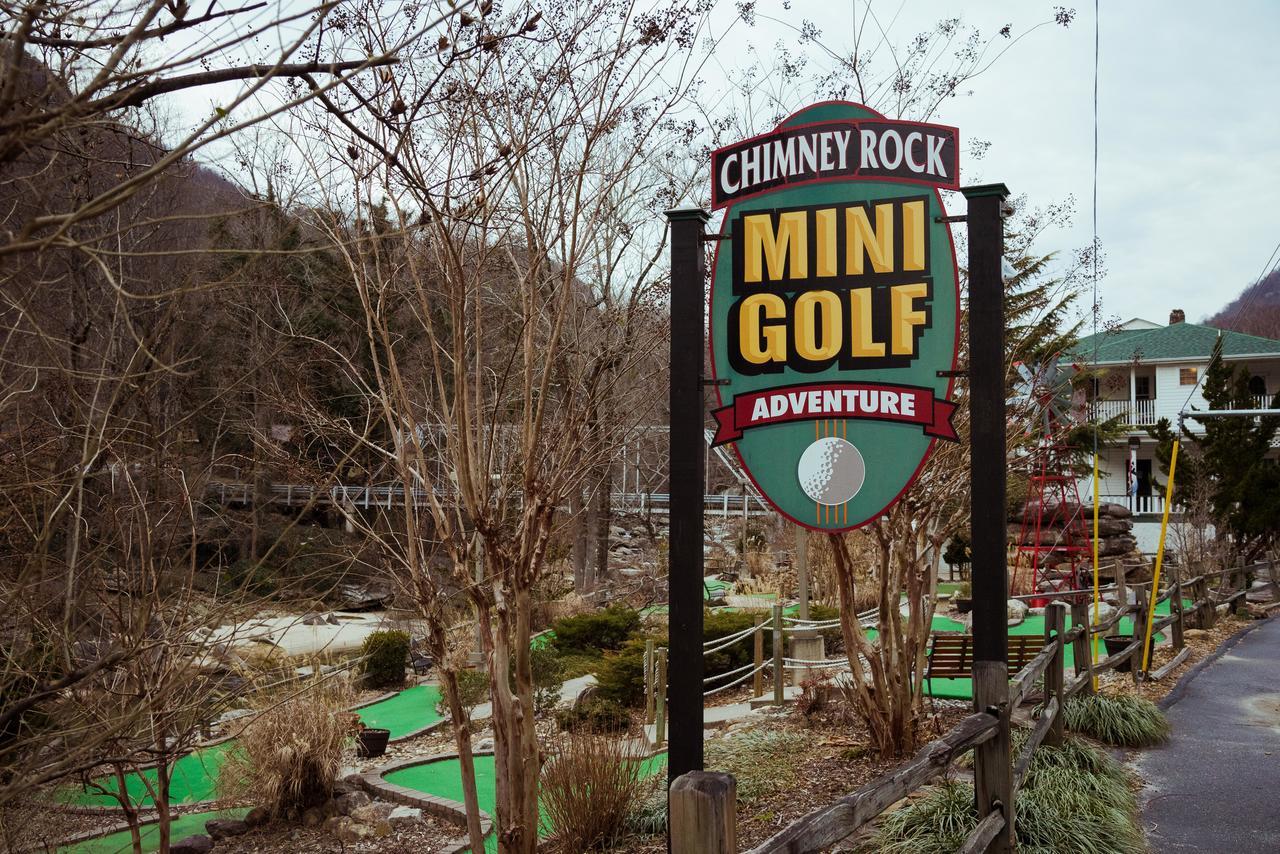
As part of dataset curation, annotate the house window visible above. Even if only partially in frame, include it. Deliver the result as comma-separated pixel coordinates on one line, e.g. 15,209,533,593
1180,368,1197,386
1134,376,1152,400
1249,375,1266,397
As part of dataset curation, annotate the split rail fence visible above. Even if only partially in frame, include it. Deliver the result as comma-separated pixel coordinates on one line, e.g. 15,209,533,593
669,554,1277,854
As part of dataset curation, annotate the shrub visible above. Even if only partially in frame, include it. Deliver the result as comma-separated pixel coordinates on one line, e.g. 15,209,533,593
531,647,567,714
360,630,409,689
541,732,646,851
550,604,641,654
217,679,355,817
1063,692,1171,747
554,696,631,734
436,668,489,719
703,610,756,676
875,735,1143,854
594,637,651,707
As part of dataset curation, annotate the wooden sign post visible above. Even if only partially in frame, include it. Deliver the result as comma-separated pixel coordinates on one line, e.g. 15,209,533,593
963,182,1014,854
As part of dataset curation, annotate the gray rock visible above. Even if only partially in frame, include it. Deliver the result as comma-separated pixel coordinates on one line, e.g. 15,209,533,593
388,806,423,827
301,806,325,828
205,818,249,839
170,835,213,854
335,790,371,815
350,802,394,824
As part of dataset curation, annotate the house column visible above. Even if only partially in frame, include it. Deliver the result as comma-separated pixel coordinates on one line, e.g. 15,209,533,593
1128,366,1137,427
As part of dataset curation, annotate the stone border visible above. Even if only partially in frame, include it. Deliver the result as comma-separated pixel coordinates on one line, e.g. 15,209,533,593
1158,613,1277,711
360,750,496,854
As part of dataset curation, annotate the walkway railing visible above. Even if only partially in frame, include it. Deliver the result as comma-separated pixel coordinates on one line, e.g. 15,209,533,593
205,481,774,516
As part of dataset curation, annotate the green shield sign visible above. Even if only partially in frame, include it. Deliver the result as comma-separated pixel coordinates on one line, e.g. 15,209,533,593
708,101,961,531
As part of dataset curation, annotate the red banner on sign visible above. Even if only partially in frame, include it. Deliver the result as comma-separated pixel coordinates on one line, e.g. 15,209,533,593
711,381,957,446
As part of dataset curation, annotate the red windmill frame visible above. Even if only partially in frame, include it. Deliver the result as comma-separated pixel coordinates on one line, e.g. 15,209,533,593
1008,360,1093,600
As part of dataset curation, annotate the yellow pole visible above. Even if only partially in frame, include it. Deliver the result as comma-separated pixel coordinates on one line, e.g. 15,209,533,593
1091,454,1102,691
1142,440,1180,674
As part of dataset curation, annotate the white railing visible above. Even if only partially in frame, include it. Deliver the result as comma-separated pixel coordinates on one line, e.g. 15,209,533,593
1085,493,1168,516
1090,398,1157,426
204,482,773,517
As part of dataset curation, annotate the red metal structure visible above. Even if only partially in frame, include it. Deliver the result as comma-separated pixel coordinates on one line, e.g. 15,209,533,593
1008,361,1093,599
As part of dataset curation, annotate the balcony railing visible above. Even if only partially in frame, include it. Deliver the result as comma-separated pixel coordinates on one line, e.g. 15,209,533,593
1090,398,1157,427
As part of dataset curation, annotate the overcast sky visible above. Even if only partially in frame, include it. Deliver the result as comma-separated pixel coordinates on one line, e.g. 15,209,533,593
705,1,1280,326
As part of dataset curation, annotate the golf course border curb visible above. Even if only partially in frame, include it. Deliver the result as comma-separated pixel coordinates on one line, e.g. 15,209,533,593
361,749,496,854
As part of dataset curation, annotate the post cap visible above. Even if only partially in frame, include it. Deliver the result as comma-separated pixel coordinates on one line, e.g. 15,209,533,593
664,206,711,223
960,183,1011,200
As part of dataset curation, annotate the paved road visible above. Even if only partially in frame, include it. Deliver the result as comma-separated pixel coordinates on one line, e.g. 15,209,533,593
1136,616,1280,853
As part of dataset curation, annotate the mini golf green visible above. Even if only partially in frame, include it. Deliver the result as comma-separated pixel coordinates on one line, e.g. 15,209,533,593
62,808,248,854
59,684,444,809
922,599,1188,700
383,751,667,853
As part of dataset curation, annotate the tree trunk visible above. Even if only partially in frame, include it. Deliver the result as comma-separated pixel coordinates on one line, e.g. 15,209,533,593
570,490,588,593
592,469,611,587
441,667,486,853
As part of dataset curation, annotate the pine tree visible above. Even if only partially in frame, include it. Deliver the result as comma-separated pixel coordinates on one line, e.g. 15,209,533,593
1148,338,1280,559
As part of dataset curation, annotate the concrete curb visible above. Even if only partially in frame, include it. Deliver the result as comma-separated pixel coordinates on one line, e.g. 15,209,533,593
360,750,497,854
1158,614,1277,711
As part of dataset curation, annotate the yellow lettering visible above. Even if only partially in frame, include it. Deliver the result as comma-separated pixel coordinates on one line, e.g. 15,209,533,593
739,293,787,363
845,203,894,275
814,208,838,277
902,200,925,271
794,291,842,361
891,282,929,355
848,288,885,357
743,211,808,283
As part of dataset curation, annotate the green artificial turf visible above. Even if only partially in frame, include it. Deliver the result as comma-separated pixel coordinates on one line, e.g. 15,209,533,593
354,683,444,739
59,684,444,809
61,808,248,854
384,751,667,853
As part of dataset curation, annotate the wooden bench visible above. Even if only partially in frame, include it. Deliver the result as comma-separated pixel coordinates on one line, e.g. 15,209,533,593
925,634,1044,699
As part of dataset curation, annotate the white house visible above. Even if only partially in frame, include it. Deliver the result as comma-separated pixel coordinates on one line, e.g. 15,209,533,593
1067,309,1280,550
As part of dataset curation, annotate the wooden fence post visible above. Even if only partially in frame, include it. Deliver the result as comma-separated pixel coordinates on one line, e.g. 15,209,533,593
752,615,764,698
1202,573,1218,629
1114,559,1128,607
1234,557,1248,617
644,639,656,724
670,771,736,854
1171,562,1185,651
772,603,785,704
655,649,668,746
1070,601,1094,695
973,664,1014,854
1045,603,1065,747
1132,585,1148,684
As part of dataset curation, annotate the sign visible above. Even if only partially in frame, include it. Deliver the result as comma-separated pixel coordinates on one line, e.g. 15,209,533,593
708,101,961,531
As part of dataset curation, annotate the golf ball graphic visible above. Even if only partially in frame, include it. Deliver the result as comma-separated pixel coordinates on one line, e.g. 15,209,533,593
797,437,865,506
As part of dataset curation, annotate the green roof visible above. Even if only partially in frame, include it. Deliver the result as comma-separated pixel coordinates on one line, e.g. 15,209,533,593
1066,321,1280,365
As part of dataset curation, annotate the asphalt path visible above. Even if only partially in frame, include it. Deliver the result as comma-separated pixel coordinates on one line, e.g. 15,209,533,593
1136,616,1280,853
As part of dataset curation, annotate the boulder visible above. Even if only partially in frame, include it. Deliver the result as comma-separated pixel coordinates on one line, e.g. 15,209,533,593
302,806,326,828
333,816,374,844
335,790,371,815
350,802,394,824
1098,502,1133,519
205,818,249,839
388,806,423,827
1006,599,1029,625
170,836,214,854
244,806,271,827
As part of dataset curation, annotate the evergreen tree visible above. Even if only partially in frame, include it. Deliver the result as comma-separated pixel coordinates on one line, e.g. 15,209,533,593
1148,338,1280,559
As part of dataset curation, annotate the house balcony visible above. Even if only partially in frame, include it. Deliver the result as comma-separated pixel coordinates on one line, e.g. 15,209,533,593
1091,398,1157,427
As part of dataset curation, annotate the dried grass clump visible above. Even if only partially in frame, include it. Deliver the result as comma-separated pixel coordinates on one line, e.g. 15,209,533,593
540,732,645,851
217,678,356,816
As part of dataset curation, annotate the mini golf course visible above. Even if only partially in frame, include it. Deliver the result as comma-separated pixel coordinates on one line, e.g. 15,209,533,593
63,808,249,854
58,684,444,811
383,751,668,853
